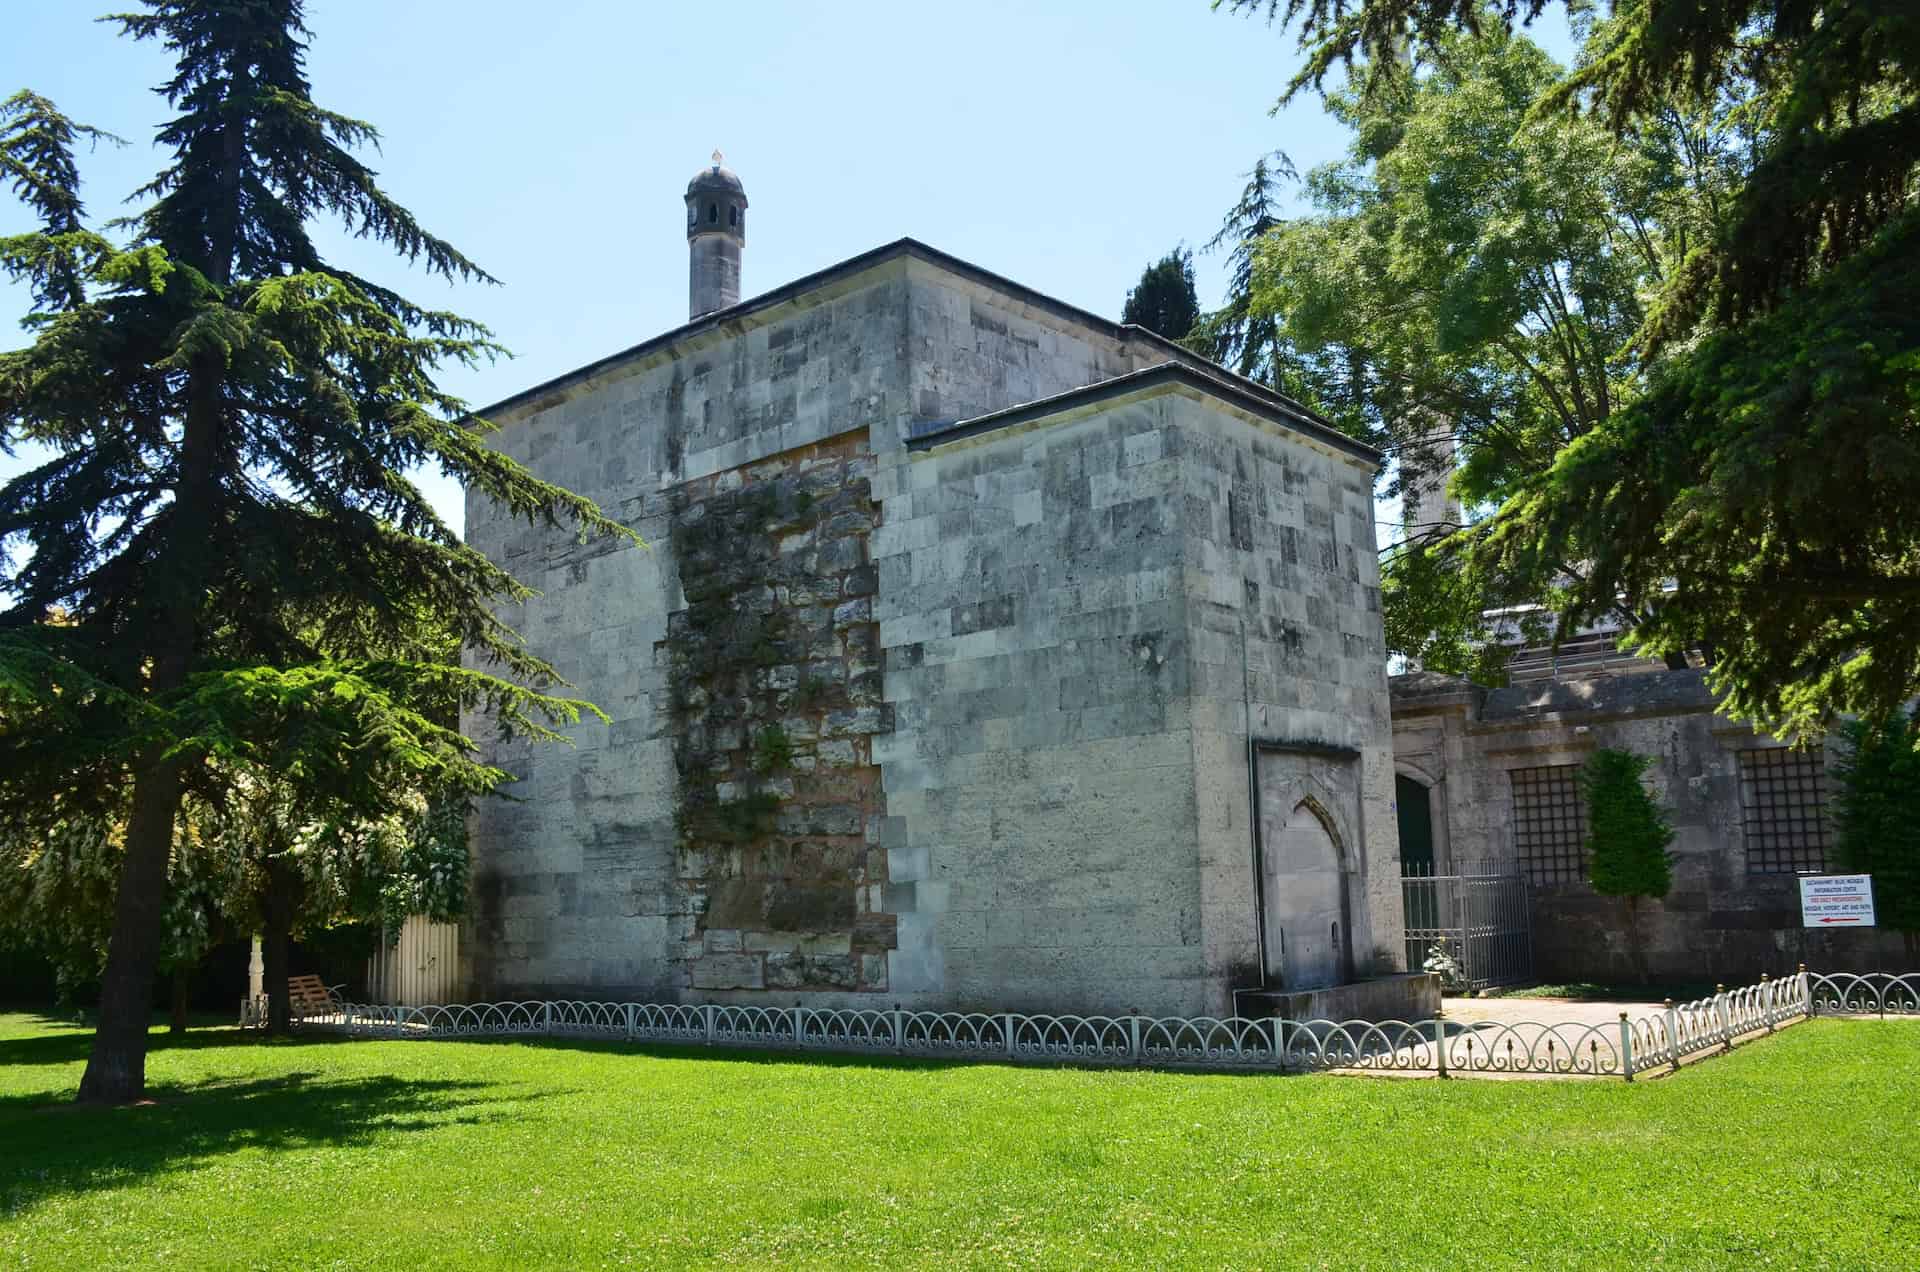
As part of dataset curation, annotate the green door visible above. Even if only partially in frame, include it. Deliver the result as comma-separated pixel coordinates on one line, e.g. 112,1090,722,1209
1397,775,1434,876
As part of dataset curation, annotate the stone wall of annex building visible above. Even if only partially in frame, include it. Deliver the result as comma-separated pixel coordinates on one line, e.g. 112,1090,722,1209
1390,671,1911,982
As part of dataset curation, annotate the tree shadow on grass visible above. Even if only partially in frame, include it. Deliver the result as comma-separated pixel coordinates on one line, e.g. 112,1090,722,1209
453,1031,989,1075
0,1065,546,1219
0,1019,358,1068
447,1032,1307,1080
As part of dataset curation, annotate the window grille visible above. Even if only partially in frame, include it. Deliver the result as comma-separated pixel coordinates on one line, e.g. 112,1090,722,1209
1510,764,1588,886
1739,748,1830,874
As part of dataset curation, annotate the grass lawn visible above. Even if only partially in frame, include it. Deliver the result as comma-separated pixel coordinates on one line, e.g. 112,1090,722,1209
2,1014,1916,1268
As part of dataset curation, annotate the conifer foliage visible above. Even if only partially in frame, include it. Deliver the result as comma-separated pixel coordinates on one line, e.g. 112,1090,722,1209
0,2,631,1102
1120,249,1200,341
1832,712,1920,961
1581,748,1674,983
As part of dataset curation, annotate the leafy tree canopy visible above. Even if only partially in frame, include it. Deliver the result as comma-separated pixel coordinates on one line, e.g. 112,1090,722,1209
1221,1,1919,730
1198,25,1738,675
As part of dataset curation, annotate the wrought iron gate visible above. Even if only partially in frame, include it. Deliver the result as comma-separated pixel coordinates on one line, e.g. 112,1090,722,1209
1402,865,1532,990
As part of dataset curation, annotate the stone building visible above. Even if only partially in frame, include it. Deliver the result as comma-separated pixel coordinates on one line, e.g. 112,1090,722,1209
457,157,1406,1017
1391,648,1909,983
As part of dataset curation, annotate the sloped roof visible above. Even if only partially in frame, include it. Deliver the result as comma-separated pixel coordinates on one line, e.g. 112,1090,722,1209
908,361,1380,464
475,238,1347,448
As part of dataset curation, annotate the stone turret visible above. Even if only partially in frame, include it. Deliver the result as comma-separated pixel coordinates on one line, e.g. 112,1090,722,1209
686,150,747,319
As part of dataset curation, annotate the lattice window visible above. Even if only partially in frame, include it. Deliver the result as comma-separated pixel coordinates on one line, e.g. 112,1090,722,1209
1739,748,1830,874
1510,764,1588,886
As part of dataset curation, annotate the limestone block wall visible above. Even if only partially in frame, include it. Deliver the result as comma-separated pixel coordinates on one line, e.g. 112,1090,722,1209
1391,672,1910,981
1168,393,1402,1003
869,384,1398,1017
871,393,1208,1015
901,261,1157,432
457,255,1213,1003
456,245,1404,1012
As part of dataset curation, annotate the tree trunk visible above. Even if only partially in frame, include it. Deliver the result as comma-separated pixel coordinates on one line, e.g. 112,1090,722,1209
76,753,184,1104
169,963,192,1035
1625,895,1651,985
76,348,224,1102
73,58,236,1099
261,857,303,1036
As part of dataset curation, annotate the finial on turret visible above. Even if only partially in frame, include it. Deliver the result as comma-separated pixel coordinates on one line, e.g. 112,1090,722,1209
712,149,724,167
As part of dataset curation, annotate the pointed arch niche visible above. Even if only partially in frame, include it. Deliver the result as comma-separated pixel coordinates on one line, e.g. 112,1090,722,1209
1252,742,1370,991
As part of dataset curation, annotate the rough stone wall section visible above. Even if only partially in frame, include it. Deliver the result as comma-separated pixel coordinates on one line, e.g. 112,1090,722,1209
667,434,894,995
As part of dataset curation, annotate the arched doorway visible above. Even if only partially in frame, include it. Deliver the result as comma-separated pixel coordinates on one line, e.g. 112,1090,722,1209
1264,798,1351,990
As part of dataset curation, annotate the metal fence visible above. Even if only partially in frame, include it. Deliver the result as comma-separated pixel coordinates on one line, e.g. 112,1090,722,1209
1623,974,1811,1073
365,916,461,1006
1807,971,1920,1017
311,999,1630,1076
293,968,1914,1081
1401,866,1533,989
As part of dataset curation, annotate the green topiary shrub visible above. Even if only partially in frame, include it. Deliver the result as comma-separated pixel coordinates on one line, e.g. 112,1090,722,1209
1581,748,1674,983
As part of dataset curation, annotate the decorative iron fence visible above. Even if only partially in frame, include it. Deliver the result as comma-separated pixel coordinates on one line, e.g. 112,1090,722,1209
1806,971,1920,1016
291,968,1916,1080
1623,973,1811,1073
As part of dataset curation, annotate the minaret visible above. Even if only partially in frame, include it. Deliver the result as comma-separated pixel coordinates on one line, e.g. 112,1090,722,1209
686,150,747,319
1401,419,1461,550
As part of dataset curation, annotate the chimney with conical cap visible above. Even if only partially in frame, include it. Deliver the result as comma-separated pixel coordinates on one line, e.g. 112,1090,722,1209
686,150,746,319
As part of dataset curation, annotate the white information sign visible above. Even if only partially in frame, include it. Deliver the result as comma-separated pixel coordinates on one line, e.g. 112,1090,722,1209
1799,874,1876,928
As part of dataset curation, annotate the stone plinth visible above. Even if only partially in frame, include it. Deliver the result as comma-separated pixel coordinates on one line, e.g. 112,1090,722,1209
1233,972,1441,1023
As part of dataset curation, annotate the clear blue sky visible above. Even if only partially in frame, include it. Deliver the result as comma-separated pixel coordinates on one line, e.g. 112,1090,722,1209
2,1,1570,536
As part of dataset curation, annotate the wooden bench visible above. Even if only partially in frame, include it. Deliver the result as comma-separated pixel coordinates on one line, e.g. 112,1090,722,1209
288,974,341,1021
